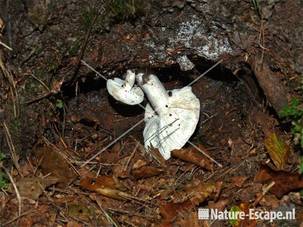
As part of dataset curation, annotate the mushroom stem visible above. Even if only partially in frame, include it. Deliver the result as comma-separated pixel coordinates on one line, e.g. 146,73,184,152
124,70,135,89
136,73,169,116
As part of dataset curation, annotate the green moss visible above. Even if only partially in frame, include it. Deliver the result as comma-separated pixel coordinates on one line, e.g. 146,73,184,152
81,6,99,30
0,152,8,190
108,0,146,21
279,98,303,149
0,172,8,190
68,40,81,56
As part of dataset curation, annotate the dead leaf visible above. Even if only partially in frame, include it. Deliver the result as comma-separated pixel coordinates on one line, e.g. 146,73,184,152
80,175,126,191
255,166,303,198
172,146,213,171
233,203,257,227
208,199,229,211
173,180,222,205
113,156,130,178
131,160,163,179
264,133,290,170
0,17,5,33
174,211,202,227
80,175,142,201
159,180,221,225
67,203,94,221
34,145,77,187
148,147,166,167
159,200,193,224
131,166,163,179
67,221,83,227
14,176,58,200
231,176,247,188
259,194,280,209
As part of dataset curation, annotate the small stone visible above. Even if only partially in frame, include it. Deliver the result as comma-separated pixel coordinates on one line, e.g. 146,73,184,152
176,55,195,71
168,8,174,13
173,0,185,9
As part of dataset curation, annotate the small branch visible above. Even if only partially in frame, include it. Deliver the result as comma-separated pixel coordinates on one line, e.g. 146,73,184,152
2,122,21,174
2,167,22,217
0,40,12,51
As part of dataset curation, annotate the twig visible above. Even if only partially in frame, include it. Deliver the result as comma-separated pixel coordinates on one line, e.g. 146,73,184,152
81,60,107,80
81,118,145,167
94,196,120,227
29,74,51,92
2,167,22,216
68,2,105,86
187,141,222,168
2,121,21,174
123,143,139,172
187,59,223,86
0,51,19,117
2,211,32,226
25,92,53,105
0,40,12,51
253,181,275,207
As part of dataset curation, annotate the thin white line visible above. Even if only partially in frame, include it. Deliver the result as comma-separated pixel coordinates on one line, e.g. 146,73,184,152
187,141,222,167
187,59,223,87
0,40,12,51
81,118,145,167
81,60,107,80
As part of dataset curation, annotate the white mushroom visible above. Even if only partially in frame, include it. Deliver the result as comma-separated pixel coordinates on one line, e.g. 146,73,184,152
136,73,200,160
106,70,144,105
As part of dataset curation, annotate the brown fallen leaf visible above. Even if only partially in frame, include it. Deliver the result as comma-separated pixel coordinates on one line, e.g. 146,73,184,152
131,159,163,179
80,175,126,192
113,156,131,179
172,180,222,205
174,211,205,227
80,175,145,202
259,194,280,209
172,145,214,171
148,147,167,167
208,199,229,211
34,144,76,187
14,176,58,200
67,203,95,222
159,200,193,224
67,221,83,227
254,166,303,198
232,203,257,227
131,166,163,179
159,180,221,225
231,176,247,188
172,145,213,171
264,132,290,170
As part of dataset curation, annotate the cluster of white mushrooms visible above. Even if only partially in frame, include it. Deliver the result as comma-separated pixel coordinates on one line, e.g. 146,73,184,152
106,70,200,160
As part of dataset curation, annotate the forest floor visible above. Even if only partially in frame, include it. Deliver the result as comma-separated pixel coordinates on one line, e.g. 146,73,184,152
0,0,303,226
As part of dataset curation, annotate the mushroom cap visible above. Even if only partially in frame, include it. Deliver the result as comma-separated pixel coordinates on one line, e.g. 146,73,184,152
143,86,200,159
106,74,144,105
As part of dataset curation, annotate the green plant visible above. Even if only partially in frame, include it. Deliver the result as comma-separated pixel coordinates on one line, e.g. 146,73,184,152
251,0,261,18
280,98,303,174
299,157,303,174
81,6,98,29
107,0,146,22
55,99,64,109
229,205,241,226
279,98,303,148
0,152,8,190
0,152,5,161
0,172,8,190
